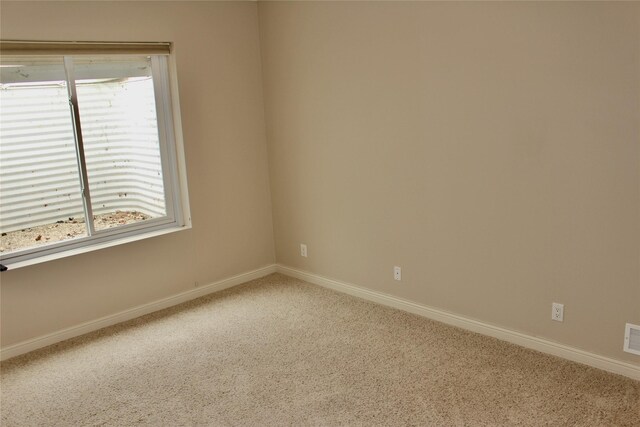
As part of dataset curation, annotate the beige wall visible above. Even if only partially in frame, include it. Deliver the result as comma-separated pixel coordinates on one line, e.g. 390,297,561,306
259,2,640,363
1,1,638,367
0,1,275,346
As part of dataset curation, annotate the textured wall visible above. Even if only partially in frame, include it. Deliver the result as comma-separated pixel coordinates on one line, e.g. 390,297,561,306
259,2,640,364
2,1,639,368
0,1,275,346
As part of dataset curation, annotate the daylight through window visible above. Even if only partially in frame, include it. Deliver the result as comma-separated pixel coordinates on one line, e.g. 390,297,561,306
0,43,189,266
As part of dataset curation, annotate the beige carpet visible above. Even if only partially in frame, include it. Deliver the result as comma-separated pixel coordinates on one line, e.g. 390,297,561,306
1,273,638,426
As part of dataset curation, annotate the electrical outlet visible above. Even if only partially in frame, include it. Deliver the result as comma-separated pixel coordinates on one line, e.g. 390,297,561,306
300,244,308,258
394,266,401,281
551,303,564,322
194,281,199,288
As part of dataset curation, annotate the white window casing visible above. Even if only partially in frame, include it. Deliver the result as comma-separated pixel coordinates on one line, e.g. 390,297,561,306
0,41,191,269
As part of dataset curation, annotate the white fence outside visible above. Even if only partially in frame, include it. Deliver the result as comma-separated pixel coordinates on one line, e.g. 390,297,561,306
0,77,166,233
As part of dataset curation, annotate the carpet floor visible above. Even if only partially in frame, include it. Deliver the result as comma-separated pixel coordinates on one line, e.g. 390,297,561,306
1,273,638,426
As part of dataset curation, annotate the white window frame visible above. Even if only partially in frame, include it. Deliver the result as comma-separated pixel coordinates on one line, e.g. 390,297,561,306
0,42,191,269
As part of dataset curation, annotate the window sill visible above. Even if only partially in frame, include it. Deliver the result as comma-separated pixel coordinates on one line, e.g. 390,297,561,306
1,224,191,271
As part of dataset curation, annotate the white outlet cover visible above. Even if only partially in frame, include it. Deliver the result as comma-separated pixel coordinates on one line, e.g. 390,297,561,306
623,323,640,355
394,266,401,281
300,244,307,257
551,303,564,322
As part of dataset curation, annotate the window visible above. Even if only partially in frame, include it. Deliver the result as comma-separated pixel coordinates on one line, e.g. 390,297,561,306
0,42,190,268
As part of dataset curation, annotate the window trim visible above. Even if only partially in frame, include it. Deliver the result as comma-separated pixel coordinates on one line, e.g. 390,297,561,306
6,224,189,270
0,42,192,270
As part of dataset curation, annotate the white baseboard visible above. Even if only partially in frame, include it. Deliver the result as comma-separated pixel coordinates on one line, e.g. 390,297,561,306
0,264,277,361
4,263,638,381
277,265,640,381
